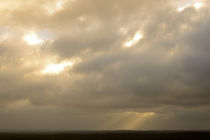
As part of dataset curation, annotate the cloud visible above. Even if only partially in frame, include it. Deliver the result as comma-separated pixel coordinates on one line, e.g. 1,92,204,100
0,0,210,130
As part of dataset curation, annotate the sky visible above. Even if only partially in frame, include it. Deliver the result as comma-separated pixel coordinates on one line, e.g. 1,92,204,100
0,0,210,131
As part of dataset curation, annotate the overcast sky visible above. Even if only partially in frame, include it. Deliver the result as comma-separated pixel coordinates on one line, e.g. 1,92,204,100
0,0,210,131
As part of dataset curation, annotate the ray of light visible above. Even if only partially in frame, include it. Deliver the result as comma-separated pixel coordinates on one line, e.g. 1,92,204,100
121,112,155,130
106,112,155,130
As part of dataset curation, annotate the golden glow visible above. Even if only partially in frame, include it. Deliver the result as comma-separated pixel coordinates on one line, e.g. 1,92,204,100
168,47,178,57
107,111,155,130
121,112,155,129
119,27,128,35
194,2,203,9
41,61,74,75
45,0,67,15
178,5,189,11
0,32,10,42
124,32,143,47
178,1,203,12
23,32,43,45
6,99,31,110
142,112,155,117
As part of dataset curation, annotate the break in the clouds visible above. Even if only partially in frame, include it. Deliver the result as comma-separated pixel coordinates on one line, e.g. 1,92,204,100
0,0,210,130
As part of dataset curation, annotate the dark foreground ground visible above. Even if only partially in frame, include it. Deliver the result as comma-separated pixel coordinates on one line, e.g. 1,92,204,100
0,131,210,140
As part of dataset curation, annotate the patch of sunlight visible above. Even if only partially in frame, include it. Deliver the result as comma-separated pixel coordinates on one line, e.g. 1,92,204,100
41,61,74,75
178,5,190,11
124,32,143,48
44,0,68,15
23,31,43,45
177,1,203,12
194,2,203,9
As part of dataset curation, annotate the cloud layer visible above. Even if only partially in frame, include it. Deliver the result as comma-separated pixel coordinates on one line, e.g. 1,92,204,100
0,0,210,130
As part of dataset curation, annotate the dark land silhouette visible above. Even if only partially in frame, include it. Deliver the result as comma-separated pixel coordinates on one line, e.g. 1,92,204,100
0,130,210,140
